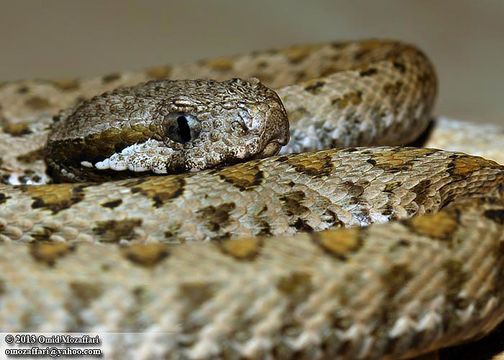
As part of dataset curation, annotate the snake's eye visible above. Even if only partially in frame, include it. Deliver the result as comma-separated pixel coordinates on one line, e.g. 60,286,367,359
164,113,201,144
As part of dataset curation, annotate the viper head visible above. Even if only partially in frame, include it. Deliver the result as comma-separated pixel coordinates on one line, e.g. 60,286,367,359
46,78,289,181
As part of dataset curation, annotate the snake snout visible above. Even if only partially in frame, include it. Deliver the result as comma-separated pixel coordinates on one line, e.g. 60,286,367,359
258,94,290,158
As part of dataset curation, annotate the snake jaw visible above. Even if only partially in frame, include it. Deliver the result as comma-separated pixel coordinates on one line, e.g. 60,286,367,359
252,140,283,159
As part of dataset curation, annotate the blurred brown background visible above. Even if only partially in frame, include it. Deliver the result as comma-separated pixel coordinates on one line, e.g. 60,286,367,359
0,0,502,125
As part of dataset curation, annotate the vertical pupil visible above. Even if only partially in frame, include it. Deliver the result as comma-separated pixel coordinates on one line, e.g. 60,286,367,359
176,115,192,143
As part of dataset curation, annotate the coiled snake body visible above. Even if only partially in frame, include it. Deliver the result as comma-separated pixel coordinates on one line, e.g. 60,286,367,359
0,40,503,359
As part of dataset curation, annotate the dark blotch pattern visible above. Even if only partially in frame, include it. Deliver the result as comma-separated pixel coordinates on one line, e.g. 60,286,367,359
277,272,313,305
253,205,272,236
163,224,182,241
383,264,414,298
304,81,325,95
383,81,403,97
384,181,402,193
393,61,407,73
23,184,88,214
331,91,363,109
102,73,122,83
287,154,334,177
311,228,363,261
16,148,45,163
92,218,143,243
31,226,58,241
219,237,262,261
0,193,9,205
360,68,378,77
442,259,468,308
254,219,272,236
293,218,314,232
52,79,81,91
410,179,432,205
25,96,51,110
145,65,172,80
17,86,29,94
122,244,170,267
217,163,264,191
178,282,217,310
197,203,236,232
101,199,123,209
69,281,103,307
280,191,309,216
484,209,504,225
129,176,186,208
29,243,75,266
343,181,365,197
2,122,32,137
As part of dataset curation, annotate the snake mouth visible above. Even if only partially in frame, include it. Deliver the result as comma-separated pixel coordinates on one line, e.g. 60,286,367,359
252,140,284,159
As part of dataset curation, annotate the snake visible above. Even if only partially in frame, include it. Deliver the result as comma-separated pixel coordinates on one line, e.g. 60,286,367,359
0,40,503,359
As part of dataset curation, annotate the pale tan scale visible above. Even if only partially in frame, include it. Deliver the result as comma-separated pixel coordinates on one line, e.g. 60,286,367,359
0,40,503,359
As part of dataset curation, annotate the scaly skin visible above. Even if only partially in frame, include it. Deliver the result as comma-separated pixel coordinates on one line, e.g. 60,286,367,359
1,40,438,184
0,40,503,359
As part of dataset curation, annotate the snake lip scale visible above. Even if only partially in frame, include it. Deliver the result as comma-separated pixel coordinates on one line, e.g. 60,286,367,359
0,39,503,359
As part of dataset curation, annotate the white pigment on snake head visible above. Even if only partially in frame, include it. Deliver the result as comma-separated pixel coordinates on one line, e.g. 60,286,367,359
45,78,290,181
